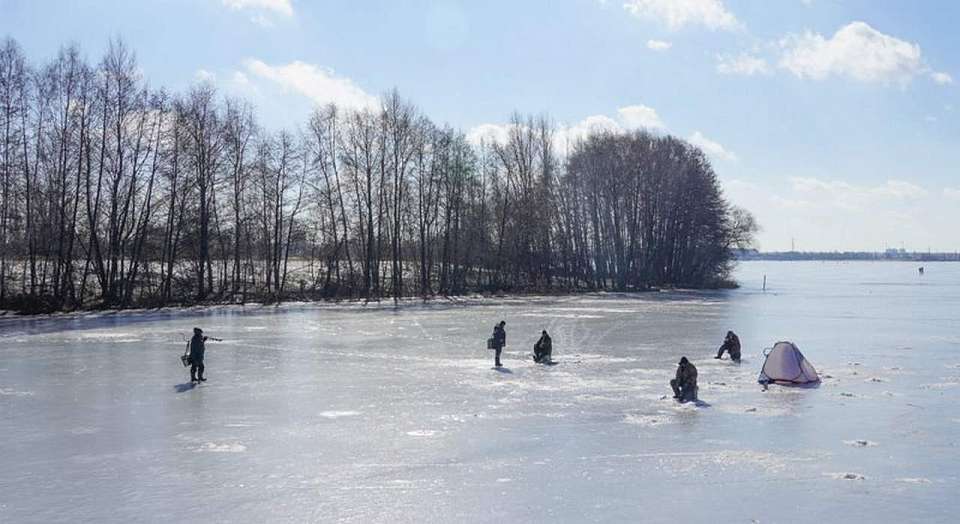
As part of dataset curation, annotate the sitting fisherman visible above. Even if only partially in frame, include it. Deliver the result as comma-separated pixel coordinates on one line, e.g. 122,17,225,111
714,330,741,362
670,357,698,403
533,330,553,363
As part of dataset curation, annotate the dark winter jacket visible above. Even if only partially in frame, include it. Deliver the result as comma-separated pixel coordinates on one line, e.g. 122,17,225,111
718,333,741,360
675,361,698,388
189,335,208,362
535,334,552,356
493,325,506,349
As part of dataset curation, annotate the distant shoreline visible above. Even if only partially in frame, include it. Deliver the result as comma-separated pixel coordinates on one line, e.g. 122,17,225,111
737,251,960,262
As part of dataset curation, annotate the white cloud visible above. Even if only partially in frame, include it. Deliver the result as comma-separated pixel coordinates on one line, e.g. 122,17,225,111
469,106,736,166
242,59,379,111
778,21,928,85
646,39,673,51
790,177,854,194
558,115,622,149
871,180,928,199
790,177,927,209
623,0,740,31
570,114,623,134
194,69,216,83
467,116,622,153
930,71,953,85
945,188,960,200
221,0,293,16
617,105,665,129
232,71,250,86
688,131,737,161
468,105,667,155
716,52,769,76
466,123,514,147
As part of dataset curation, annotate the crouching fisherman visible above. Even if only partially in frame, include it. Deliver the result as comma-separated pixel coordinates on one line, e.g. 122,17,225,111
189,327,222,383
533,330,553,363
670,357,698,402
714,330,741,362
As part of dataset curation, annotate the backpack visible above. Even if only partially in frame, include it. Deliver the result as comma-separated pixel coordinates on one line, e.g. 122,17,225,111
181,341,192,367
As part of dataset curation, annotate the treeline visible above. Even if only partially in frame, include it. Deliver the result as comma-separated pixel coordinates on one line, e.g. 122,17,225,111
0,37,756,313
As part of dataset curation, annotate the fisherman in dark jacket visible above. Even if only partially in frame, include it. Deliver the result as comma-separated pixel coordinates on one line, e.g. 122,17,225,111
714,330,741,362
533,330,552,363
670,357,698,402
189,327,221,383
492,321,506,367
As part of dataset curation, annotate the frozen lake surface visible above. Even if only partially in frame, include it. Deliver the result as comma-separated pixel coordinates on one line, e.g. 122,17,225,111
2,261,959,522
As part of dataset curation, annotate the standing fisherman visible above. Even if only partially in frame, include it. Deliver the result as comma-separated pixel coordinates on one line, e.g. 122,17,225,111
491,321,507,368
189,327,222,383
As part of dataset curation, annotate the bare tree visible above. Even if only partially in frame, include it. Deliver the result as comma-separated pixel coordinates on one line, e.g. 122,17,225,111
0,36,756,312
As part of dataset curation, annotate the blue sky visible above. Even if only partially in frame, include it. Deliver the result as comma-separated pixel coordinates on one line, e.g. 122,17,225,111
2,0,958,251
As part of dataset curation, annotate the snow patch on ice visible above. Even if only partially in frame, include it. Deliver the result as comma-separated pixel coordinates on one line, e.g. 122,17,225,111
922,382,960,390
0,388,34,397
896,477,932,484
843,439,878,447
623,413,673,427
620,368,662,376
577,394,626,402
717,404,792,417
319,410,361,418
195,442,246,453
406,430,441,437
79,332,139,339
829,472,866,480
549,307,638,314
518,313,605,319
574,353,647,365
711,451,789,473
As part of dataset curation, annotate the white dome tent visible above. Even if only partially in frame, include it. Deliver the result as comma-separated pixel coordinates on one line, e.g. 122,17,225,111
758,341,820,386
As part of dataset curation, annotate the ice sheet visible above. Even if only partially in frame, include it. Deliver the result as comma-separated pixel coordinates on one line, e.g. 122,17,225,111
1,261,958,522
